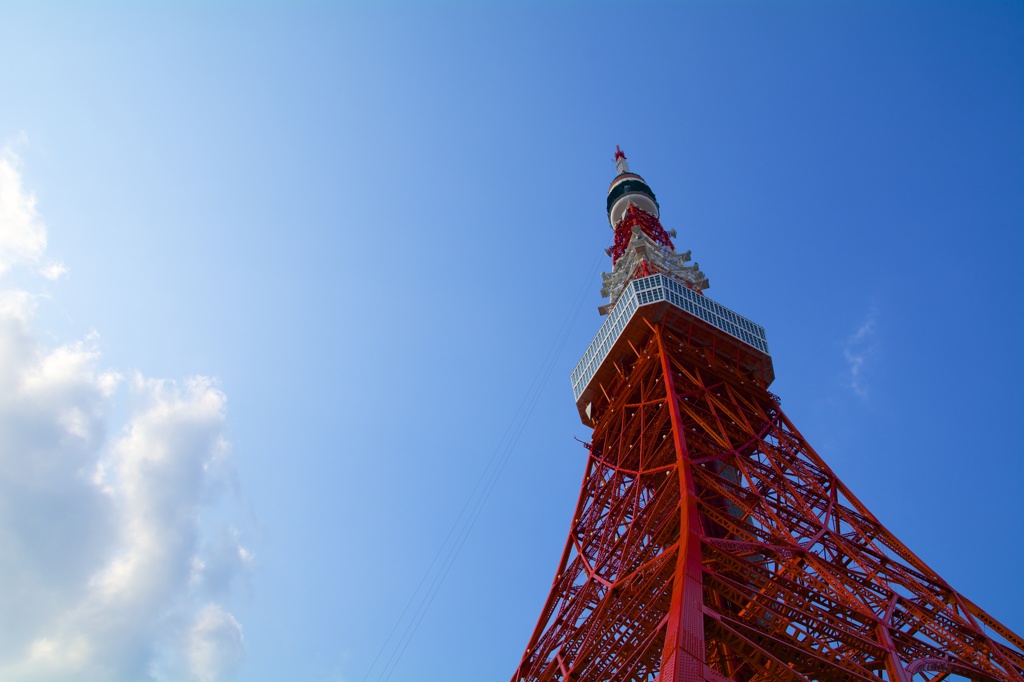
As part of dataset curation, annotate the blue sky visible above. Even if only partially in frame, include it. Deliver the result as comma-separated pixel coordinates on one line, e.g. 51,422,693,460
0,2,1021,681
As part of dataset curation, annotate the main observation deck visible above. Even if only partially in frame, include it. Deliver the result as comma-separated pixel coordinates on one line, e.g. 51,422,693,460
571,274,773,422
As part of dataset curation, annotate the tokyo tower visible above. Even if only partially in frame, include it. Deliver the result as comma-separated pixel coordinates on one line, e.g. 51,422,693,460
511,148,1023,682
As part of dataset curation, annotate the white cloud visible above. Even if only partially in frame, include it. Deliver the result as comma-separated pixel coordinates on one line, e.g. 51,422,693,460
185,605,245,682
0,140,248,681
0,141,47,274
842,309,878,399
39,261,69,281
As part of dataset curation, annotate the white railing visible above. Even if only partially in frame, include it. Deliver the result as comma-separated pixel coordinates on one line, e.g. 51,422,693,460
571,274,769,401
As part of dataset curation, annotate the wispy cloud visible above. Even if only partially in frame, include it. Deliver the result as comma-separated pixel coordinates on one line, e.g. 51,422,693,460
0,135,69,282
39,261,69,281
0,139,248,682
842,309,878,399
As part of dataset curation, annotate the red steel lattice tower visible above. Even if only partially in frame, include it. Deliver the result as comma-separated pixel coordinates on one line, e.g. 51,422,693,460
511,148,1024,682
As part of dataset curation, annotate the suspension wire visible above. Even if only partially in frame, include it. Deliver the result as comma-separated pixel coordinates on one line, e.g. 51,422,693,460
362,252,604,682
359,304,566,682
378,253,601,681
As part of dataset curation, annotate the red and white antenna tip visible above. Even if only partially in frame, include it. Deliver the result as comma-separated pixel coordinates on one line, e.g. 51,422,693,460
614,146,631,175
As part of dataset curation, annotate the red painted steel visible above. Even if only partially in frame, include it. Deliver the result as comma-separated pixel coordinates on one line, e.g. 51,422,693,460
610,204,676,266
511,305,1024,681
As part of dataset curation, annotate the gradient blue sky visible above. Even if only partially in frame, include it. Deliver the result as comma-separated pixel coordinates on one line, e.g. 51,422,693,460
1,2,1021,681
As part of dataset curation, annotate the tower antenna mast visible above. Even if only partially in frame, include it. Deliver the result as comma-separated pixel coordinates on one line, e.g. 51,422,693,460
511,149,1023,682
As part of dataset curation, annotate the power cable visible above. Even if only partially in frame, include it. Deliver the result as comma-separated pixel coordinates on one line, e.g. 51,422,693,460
379,256,598,681
362,253,604,681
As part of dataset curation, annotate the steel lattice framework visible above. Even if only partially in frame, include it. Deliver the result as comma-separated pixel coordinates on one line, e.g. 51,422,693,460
512,315,1023,681
511,150,1023,682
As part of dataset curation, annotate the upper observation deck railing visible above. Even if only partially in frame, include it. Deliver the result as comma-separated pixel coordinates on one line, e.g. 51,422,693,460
571,274,769,402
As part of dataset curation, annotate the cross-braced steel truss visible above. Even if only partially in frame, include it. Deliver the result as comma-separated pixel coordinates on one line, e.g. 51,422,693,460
512,318,1023,682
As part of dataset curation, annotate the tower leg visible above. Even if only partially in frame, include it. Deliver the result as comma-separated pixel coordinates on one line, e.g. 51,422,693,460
655,324,707,682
